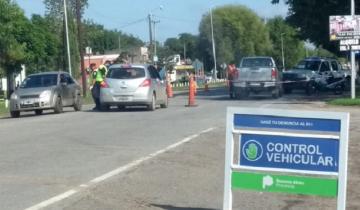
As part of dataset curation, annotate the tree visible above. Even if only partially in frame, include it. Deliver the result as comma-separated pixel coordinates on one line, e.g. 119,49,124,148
25,15,60,74
0,0,29,96
198,5,272,71
43,0,88,78
271,0,359,53
266,16,306,69
83,20,144,55
162,33,198,60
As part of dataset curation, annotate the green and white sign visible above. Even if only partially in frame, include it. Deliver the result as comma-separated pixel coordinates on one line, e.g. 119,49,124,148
232,172,338,197
223,108,349,210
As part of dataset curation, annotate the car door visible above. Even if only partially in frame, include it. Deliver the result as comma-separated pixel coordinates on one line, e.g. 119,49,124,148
148,66,163,103
64,73,77,105
319,61,331,86
59,73,72,106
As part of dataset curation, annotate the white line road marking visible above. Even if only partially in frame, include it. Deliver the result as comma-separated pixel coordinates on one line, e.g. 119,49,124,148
24,127,216,210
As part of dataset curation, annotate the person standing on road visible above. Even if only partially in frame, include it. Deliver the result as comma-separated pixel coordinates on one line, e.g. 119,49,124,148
90,63,107,110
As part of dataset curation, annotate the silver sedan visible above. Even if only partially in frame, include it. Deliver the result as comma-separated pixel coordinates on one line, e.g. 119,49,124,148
9,72,82,118
100,64,168,111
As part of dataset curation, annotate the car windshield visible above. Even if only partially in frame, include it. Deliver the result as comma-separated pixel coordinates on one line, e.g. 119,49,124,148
295,60,321,71
241,58,273,68
107,67,145,79
20,74,58,88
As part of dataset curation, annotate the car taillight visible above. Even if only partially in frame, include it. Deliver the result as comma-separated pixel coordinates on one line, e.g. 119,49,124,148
140,79,151,87
100,81,109,88
271,68,277,79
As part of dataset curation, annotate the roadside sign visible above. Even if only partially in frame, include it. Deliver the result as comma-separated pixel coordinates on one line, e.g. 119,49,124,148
240,134,339,173
330,15,360,40
232,172,338,197
223,108,349,210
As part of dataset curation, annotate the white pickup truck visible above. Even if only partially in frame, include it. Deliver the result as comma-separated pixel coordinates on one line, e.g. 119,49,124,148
231,57,282,99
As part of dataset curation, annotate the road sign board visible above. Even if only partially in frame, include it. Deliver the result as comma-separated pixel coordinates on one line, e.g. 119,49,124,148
239,134,339,173
340,45,360,51
232,172,338,197
223,108,349,210
330,15,360,40
233,114,341,132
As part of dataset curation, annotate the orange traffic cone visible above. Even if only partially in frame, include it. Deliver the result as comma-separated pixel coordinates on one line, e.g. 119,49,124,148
166,81,173,98
186,75,197,107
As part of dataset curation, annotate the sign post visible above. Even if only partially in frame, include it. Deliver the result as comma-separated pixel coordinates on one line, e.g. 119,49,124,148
329,3,358,98
223,108,349,210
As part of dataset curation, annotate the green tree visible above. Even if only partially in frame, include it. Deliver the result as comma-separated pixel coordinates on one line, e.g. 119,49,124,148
198,5,272,71
25,15,60,74
83,20,144,55
266,16,306,69
271,0,359,53
43,0,87,78
0,0,29,94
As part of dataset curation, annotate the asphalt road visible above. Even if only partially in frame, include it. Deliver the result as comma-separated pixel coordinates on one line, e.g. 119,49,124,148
0,88,359,210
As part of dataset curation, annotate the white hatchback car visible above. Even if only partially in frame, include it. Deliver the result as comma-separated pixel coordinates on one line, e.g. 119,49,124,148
100,64,168,111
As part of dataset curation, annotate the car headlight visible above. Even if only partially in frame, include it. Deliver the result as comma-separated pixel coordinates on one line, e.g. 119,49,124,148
40,91,51,99
10,93,18,100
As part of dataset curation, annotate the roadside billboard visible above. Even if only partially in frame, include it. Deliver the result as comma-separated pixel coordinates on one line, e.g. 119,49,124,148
330,15,360,40
223,108,349,210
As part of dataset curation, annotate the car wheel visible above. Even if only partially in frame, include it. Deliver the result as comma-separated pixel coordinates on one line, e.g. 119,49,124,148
117,105,125,110
148,94,156,111
10,111,20,118
334,85,344,95
35,110,43,115
54,97,63,114
284,88,292,94
73,96,82,111
306,83,316,96
100,104,110,111
160,96,168,108
272,89,280,99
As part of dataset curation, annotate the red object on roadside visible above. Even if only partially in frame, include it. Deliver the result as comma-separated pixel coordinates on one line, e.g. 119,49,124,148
186,74,197,107
166,81,173,98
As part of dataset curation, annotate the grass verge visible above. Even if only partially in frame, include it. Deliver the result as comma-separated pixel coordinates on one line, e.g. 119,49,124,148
0,101,8,116
328,98,360,106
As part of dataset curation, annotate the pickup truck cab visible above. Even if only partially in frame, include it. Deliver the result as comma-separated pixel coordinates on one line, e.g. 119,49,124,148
282,57,345,95
231,56,282,99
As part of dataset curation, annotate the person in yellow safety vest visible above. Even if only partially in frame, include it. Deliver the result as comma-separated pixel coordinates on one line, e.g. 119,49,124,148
90,63,108,110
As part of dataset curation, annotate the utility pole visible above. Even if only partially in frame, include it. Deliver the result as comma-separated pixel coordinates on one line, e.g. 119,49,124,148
63,0,72,76
184,42,186,60
281,33,285,71
148,14,153,61
152,19,160,63
351,0,356,99
76,0,86,96
118,34,121,53
210,8,217,79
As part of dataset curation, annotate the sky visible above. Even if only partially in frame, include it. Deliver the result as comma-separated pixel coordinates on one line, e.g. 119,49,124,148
15,0,288,43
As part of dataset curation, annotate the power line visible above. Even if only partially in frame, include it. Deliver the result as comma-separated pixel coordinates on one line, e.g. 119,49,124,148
153,15,197,23
119,17,147,28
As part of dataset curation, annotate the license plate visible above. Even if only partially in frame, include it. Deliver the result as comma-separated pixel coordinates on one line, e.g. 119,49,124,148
22,100,34,105
250,82,261,86
116,96,130,101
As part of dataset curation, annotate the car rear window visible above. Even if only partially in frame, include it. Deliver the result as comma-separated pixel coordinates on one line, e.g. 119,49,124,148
107,67,145,79
295,60,321,71
241,58,273,68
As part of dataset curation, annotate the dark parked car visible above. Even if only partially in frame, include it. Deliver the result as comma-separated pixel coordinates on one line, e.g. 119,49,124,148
282,57,346,95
